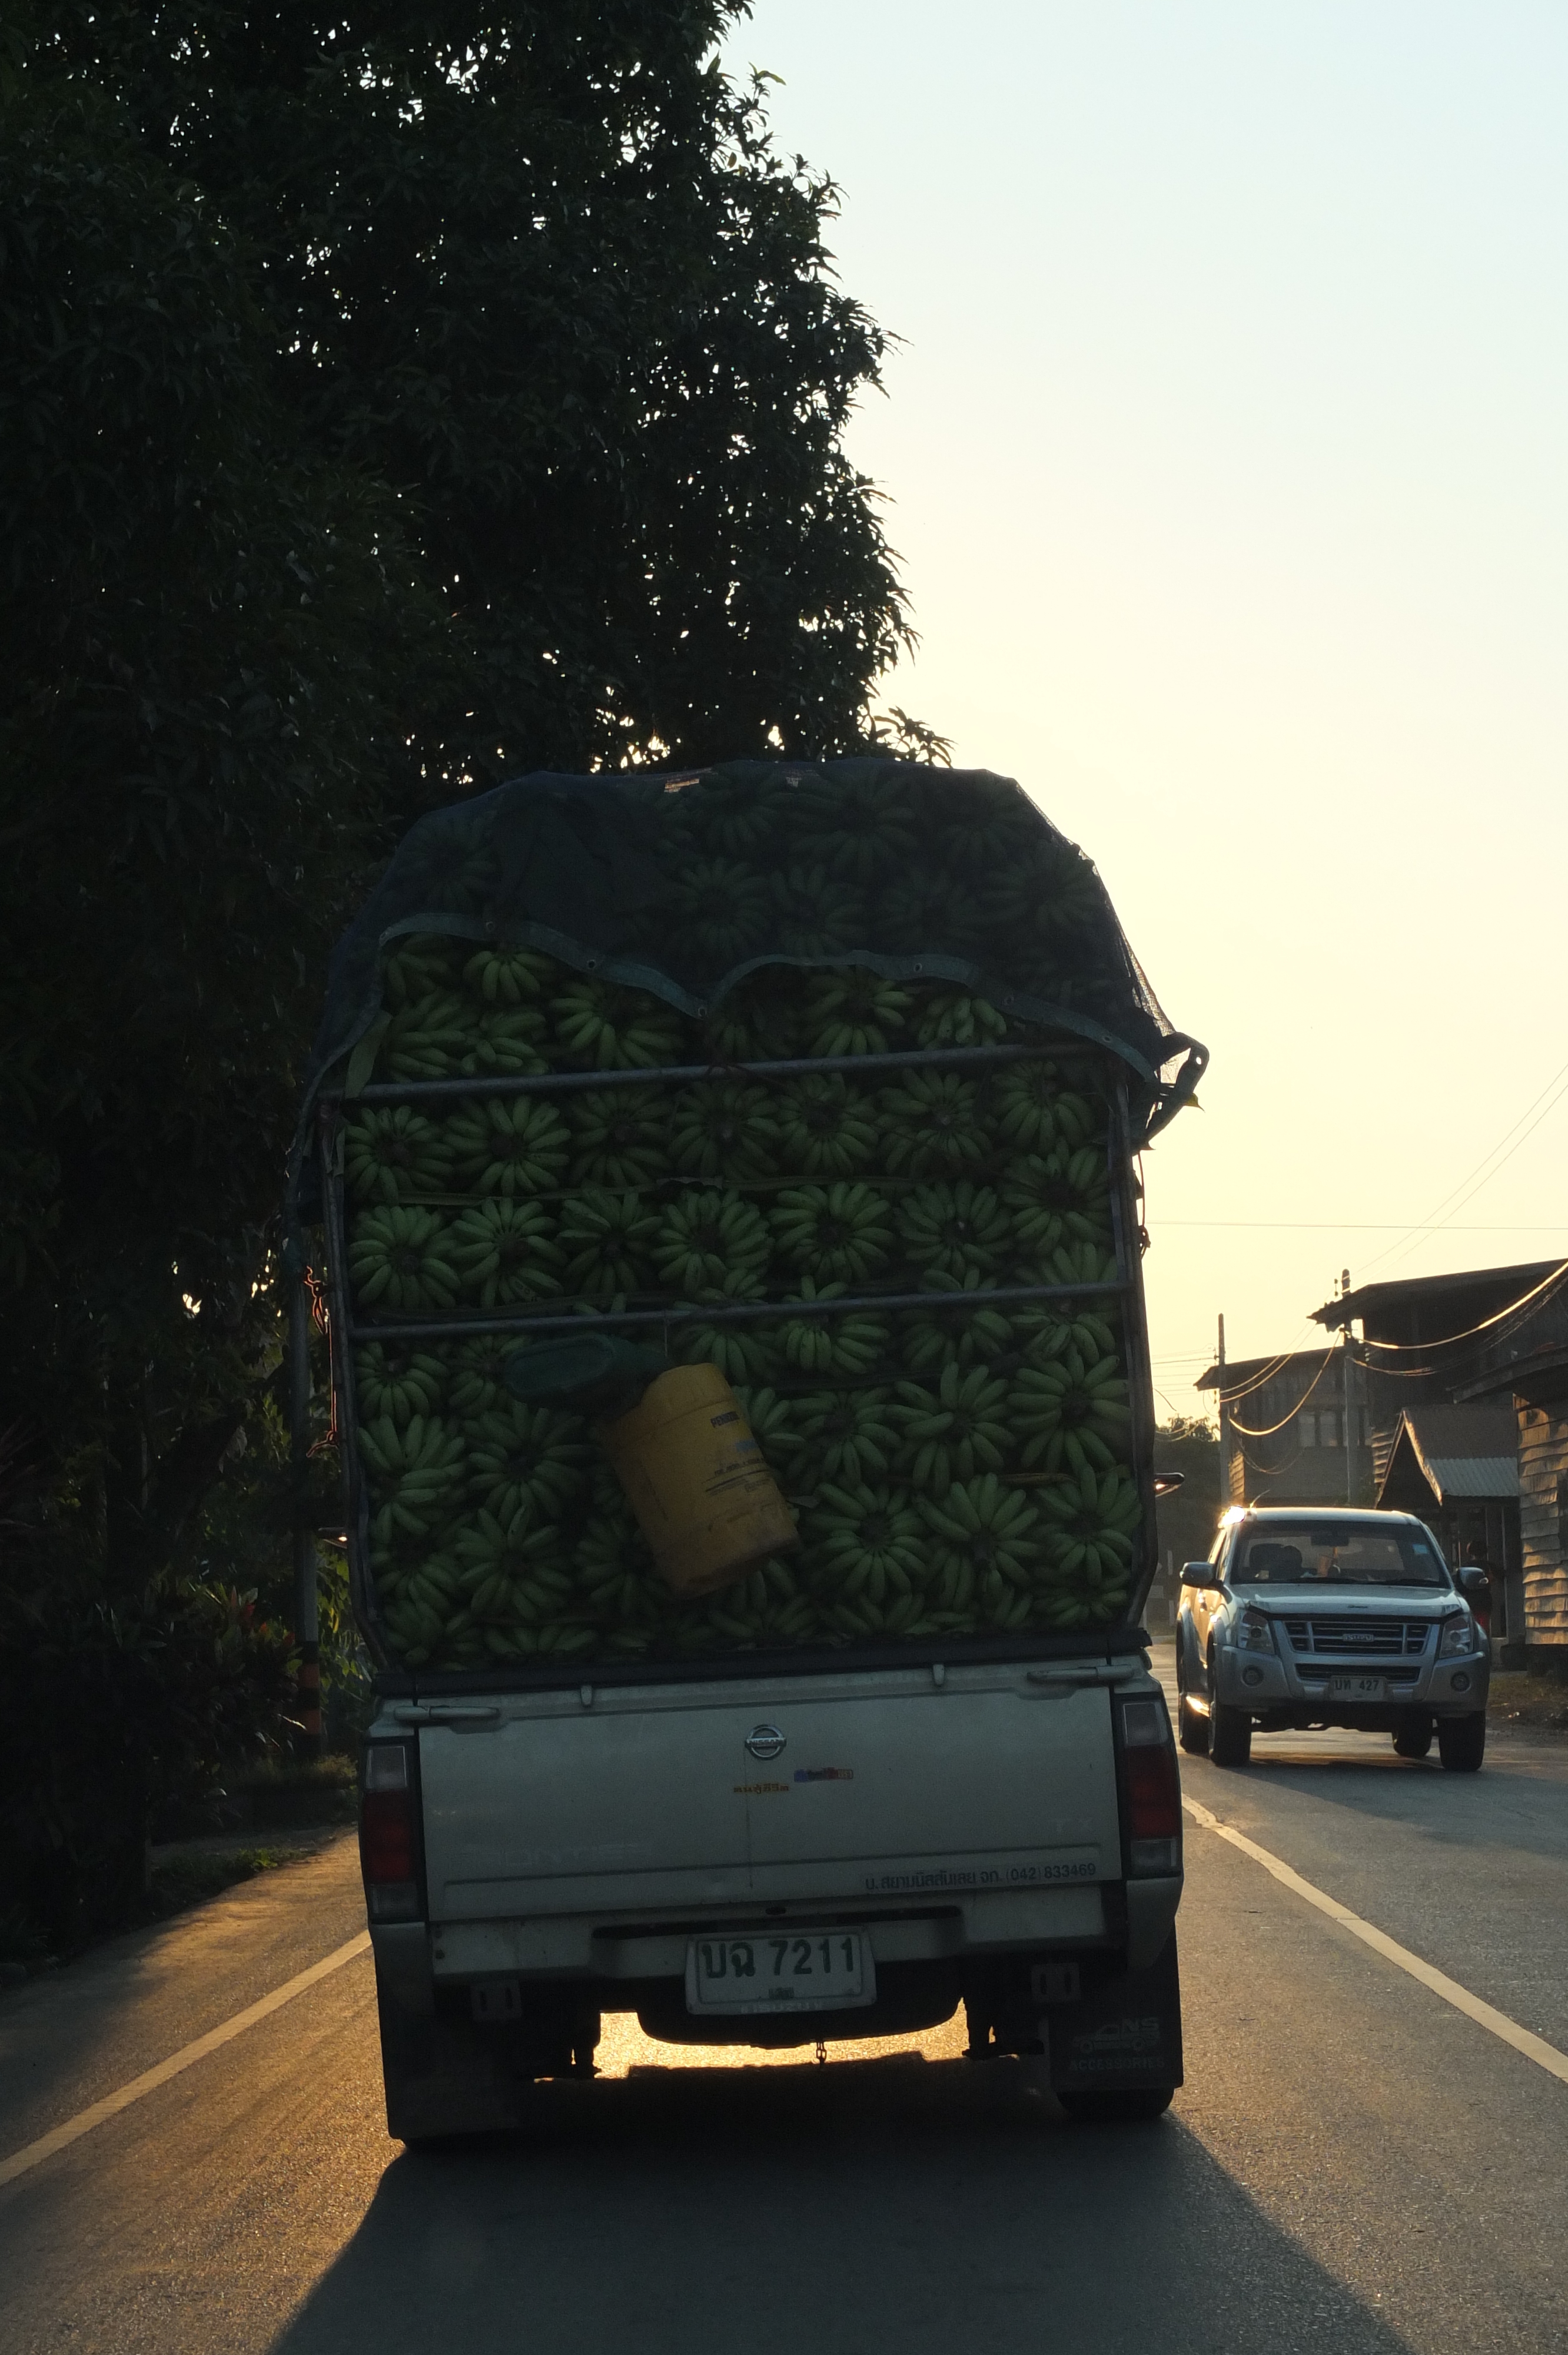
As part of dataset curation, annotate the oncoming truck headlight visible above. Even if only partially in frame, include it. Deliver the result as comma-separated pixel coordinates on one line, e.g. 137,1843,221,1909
1236,1607,1275,1654
1439,1612,1476,1658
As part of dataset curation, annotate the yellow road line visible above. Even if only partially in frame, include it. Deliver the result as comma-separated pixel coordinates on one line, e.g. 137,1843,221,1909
1184,1796,1568,2087
0,1930,371,2191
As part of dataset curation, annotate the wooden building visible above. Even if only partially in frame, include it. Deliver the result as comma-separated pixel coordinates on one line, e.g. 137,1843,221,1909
1195,1348,1373,1508
1376,1407,1523,1645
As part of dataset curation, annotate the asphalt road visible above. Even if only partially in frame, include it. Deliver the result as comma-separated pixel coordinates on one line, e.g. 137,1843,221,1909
2,1655,1566,2355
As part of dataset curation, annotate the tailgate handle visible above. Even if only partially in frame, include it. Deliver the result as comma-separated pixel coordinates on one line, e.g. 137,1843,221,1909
1026,1664,1141,1687
390,1705,501,1726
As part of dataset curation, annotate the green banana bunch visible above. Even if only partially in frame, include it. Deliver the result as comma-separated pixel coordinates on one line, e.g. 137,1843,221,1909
872,870,983,955
462,946,554,1006
466,1399,590,1523
770,865,866,959
449,1331,519,1419
928,772,1041,876
1002,1146,1112,1255
896,1182,1011,1285
793,1388,902,1489
802,970,913,1058
982,839,1104,944
776,1073,878,1178
1015,1303,1121,1369
776,1281,888,1376
1015,1352,1131,1474
552,976,684,1070
892,1364,1014,1496
701,1558,818,1647
452,1507,572,1623
674,1291,776,1384
355,1342,447,1426
666,858,771,966
566,1090,671,1189
992,1061,1099,1153
918,1475,1042,1620
912,991,1009,1049
700,971,799,1064
669,1080,780,1180
359,1414,467,1540
899,1275,1016,1374
806,1482,928,1611
877,1071,991,1178
683,768,788,859
449,1199,563,1306
458,1006,549,1079
380,994,470,1082
560,1188,659,1298
350,1205,461,1313
576,1497,667,1630
653,1190,770,1293
381,937,461,1010
1047,1239,1120,1289
770,1182,893,1284
447,1095,571,1196
1035,1464,1141,1603
791,769,921,884
344,1107,454,1205
730,1385,805,1470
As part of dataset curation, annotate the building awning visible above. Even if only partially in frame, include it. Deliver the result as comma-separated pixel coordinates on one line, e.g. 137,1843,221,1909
1377,1407,1519,1508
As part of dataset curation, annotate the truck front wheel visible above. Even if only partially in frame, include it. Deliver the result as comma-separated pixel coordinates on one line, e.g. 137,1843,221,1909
1208,1699,1253,1768
1437,1713,1486,1772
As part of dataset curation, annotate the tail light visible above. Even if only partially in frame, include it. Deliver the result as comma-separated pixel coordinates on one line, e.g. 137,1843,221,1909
1118,1694,1182,1877
360,1740,424,1922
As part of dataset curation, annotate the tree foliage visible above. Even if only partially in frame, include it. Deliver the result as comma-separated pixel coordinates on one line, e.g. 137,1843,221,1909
38,1,911,795
3,7,916,1947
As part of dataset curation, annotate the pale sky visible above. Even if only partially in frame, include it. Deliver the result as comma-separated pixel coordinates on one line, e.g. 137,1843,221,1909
723,0,1568,1424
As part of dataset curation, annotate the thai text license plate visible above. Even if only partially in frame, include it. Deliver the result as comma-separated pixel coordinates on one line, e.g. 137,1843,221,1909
1330,1673,1387,1703
685,1929,874,2015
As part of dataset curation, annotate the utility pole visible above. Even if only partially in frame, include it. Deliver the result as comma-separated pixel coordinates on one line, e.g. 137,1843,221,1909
1217,1312,1231,1513
1340,1267,1354,1508
287,1241,323,1756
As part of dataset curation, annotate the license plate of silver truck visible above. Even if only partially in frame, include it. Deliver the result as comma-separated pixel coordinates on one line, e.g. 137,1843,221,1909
685,1930,874,2015
1330,1673,1387,1702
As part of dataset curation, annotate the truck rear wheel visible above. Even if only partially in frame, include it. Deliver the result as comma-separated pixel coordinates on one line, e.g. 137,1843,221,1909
1437,1713,1486,1773
1393,1714,1433,1759
1059,2087,1174,2124
1177,1693,1210,1756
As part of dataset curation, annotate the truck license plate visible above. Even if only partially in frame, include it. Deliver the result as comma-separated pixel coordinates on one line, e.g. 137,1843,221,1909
685,1931,874,2015
1330,1673,1387,1703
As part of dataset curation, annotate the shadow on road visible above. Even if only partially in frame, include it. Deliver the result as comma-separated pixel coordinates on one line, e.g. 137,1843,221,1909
1187,1740,1568,1864
269,2058,1416,2355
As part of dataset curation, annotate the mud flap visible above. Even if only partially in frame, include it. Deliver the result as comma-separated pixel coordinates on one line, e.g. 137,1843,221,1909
376,1968,522,2142
1047,1928,1182,2095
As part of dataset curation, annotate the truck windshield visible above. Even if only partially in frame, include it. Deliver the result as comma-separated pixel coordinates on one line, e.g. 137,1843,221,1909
1229,1523,1450,1588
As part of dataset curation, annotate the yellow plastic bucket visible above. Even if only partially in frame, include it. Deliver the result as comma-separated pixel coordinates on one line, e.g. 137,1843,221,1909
596,1362,799,1597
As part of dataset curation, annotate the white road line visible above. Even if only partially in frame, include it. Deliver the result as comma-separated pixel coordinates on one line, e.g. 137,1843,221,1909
0,1929,371,2191
1183,1796,1568,2088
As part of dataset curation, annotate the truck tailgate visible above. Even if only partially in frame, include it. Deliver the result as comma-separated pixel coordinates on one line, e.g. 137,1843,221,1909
416,1664,1123,1921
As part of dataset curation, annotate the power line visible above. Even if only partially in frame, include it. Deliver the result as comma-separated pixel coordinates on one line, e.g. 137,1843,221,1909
1350,1054,1568,1281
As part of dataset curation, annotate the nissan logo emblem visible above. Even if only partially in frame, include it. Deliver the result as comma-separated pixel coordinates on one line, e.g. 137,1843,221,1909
745,1723,786,1761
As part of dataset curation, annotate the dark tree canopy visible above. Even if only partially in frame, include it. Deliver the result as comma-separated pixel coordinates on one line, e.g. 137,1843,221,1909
35,2,912,795
2,6,918,1949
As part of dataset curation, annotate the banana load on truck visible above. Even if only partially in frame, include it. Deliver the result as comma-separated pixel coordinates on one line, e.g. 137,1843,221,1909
291,760,1205,1675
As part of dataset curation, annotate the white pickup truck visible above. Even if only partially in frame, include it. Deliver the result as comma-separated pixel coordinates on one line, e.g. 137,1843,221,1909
298,759,1205,2134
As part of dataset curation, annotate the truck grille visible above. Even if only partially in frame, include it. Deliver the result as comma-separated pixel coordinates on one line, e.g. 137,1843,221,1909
1282,1618,1431,1658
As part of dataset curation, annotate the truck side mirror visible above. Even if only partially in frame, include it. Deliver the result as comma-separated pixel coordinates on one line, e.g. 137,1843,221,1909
1458,1565,1490,1596
1181,1563,1227,1592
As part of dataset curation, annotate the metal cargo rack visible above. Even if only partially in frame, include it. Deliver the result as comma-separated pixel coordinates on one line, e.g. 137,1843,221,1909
314,1033,1161,1689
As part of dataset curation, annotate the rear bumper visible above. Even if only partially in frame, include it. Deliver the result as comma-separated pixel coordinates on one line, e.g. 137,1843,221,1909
374,1875,1181,2019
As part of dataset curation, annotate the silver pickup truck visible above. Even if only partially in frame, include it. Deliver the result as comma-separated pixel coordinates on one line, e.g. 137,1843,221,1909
296,759,1207,2137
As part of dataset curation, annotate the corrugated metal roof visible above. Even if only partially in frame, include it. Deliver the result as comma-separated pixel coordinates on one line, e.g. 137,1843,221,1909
1399,1407,1519,1502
